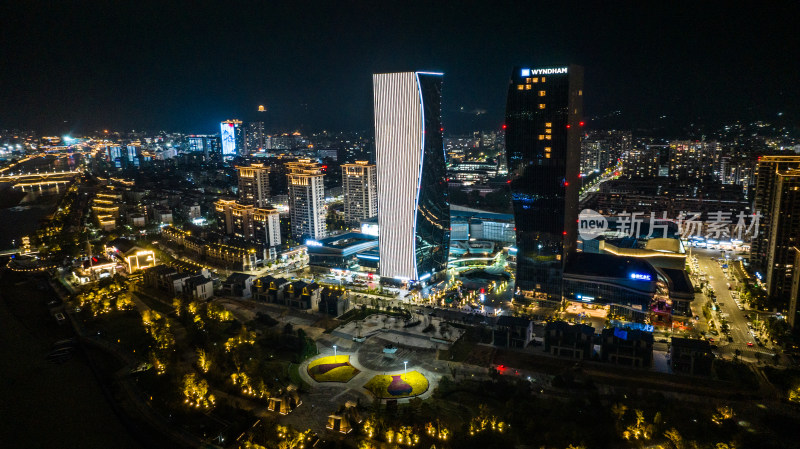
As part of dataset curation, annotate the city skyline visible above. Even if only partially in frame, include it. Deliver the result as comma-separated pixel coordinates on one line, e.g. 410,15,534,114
2,2,799,134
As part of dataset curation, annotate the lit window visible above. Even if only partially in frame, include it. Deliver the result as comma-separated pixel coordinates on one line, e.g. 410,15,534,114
517,85,524,90
545,153,551,158
545,122,552,127
539,104,545,109
545,135,552,140
578,90,583,96
526,78,532,83
545,129,552,134
538,135,545,140
539,90,546,96
541,77,546,82
525,84,532,90
545,147,551,152
532,78,539,83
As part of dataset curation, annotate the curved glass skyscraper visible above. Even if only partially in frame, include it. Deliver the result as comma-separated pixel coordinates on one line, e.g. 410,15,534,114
505,65,583,296
373,71,450,282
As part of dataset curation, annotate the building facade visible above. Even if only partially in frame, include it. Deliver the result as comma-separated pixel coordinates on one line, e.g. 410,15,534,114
286,159,326,241
751,156,800,295
373,71,450,282
237,163,271,207
342,161,378,224
220,120,244,156
214,199,281,247
244,121,265,155
505,65,583,295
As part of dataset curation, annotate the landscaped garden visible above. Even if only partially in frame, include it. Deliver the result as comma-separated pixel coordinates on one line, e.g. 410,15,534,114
364,370,428,398
307,355,360,382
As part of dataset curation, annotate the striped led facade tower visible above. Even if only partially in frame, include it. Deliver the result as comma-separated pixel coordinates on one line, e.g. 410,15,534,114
373,71,450,282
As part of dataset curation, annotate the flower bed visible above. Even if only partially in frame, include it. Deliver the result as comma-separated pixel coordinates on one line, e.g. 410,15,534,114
307,355,360,383
364,370,429,398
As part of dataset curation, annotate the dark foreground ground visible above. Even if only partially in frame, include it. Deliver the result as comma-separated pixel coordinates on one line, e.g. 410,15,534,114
0,271,145,449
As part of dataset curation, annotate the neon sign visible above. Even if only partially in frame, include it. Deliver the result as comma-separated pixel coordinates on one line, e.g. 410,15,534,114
630,273,651,281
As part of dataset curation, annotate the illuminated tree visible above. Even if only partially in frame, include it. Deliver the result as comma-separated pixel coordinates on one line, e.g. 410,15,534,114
664,428,684,449
197,348,211,373
711,405,734,425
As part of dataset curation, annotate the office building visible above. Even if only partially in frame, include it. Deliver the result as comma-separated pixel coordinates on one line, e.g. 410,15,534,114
237,163,271,207
342,161,378,224
220,119,244,156
244,121,265,155
373,71,450,282
505,65,583,295
286,159,326,241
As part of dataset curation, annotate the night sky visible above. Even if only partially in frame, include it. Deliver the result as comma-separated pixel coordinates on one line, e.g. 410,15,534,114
2,1,798,135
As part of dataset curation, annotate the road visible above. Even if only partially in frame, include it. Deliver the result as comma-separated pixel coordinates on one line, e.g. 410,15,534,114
691,247,775,360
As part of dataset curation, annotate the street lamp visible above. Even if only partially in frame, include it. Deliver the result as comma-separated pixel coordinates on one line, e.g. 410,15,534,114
333,345,337,359
403,360,408,374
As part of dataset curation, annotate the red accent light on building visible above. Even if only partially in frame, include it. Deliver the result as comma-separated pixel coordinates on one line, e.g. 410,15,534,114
440,127,444,132
566,124,571,128
579,121,585,127
563,231,567,235
506,180,511,183
480,288,485,294
502,124,507,129
564,182,569,186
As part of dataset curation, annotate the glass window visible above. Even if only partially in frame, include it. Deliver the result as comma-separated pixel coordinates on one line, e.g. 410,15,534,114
539,90,546,96
517,85,524,90
538,135,545,140
545,122,552,127
541,77,546,82
545,135,552,140
525,84,532,90
545,153,551,158
539,104,545,109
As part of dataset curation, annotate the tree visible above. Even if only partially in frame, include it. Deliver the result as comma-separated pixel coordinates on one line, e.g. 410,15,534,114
664,428,684,449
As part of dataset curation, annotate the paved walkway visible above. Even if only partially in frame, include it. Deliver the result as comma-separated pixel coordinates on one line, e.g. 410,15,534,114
298,337,444,405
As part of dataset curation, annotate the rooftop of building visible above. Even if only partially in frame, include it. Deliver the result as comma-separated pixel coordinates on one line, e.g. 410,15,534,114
659,268,694,295
670,337,712,351
545,320,595,336
601,327,654,343
496,315,531,328
224,272,255,284
564,252,658,280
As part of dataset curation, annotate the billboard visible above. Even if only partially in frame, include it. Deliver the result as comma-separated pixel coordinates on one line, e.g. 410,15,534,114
221,122,237,155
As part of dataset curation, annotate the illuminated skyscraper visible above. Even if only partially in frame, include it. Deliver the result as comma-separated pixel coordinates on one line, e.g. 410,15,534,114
751,156,800,316
342,161,378,224
505,65,583,296
286,159,326,241
220,119,244,156
236,163,271,207
373,71,450,282
244,121,265,155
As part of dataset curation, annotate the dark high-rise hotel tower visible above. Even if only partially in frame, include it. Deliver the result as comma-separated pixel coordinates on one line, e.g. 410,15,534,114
505,65,583,296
